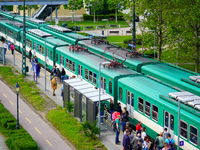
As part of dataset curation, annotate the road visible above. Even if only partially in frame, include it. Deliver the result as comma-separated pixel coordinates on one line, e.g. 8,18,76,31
0,80,72,150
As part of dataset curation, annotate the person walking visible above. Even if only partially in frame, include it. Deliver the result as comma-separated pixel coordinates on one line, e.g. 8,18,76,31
141,127,147,140
30,58,34,71
60,68,66,83
109,99,114,120
123,130,131,150
115,115,121,145
56,68,61,83
128,128,134,142
164,134,175,149
116,102,122,115
29,49,32,62
142,136,150,150
134,140,143,150
3,41,7,54
51,76,57,96
131,133,143,148
34,56,38,63
136,121,142,134
163,128,168,140
157,132,164,150
162,142,168,150
121,109,129,132
10,43,15,55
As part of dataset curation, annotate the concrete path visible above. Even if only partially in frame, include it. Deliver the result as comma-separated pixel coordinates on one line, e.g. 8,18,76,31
0,135,8,150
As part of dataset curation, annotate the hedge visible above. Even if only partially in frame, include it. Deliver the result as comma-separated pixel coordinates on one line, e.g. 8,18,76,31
0,102,39,150
83,14,124,21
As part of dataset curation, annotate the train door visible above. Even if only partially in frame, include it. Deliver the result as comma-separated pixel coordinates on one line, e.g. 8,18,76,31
127,91,134,118
101,77,106,93
78,65,82,78
164,111,174,138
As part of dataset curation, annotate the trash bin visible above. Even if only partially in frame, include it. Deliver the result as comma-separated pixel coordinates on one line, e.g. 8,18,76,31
78,27,81,31
26,66,29,72
102,30,104,35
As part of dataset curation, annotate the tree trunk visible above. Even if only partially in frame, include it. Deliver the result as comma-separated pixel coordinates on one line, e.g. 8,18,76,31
158,29,162,61
195,45,199,72
94,10,95,23
115,8,117,23
72,10,74,23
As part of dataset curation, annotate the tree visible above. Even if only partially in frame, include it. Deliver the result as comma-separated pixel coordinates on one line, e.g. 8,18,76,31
167,0,200,72
107,0,127,23
84,0,104,23
124,0,173,61
63,0,83,23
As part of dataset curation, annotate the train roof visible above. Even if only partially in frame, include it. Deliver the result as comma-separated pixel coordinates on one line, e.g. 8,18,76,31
0,19,29,30
56,46,138,78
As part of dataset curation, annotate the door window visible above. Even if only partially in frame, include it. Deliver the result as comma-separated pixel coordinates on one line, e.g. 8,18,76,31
131,93,134,107
89,71,92,82
138,97,144,113
180,120,188,139
119,87,123,100
78,65,82,76
152,105,158,122
190,125,197,145
85,68,88,80
93,73,97,85
164,111,169,127
145,101,151,117
109,81,112,94
170,114,174,130
101,77,106,91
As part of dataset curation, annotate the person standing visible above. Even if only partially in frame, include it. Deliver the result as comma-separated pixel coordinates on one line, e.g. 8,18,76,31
136,121,142,134
121,109,129,132
134,140,143,150
116,102,122,115
7,41,11,50
141,127,147,140
51,76,57,96
29,49,32,62
128,128,134,143
157,132,164,150
10,43,15,55
123,131,130,150
3,41,7,54
115,115,121,145
162,142,168,150
52,65,57,77
56,68,61,83
163,128,168,140
164,134,175,149
30,58,34,71
109,99,114,120
131,133,143,148
142,136,150,150
36,64,41,78
168,143,175,150
60,68,66,83
34,56,38,63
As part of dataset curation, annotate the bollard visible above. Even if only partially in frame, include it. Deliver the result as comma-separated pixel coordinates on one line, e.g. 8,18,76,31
122,30,123,35
102,30,104,35
119,24,120,28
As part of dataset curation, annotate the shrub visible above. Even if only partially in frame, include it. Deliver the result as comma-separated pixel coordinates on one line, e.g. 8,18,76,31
82,120,100,139
65,101,74,113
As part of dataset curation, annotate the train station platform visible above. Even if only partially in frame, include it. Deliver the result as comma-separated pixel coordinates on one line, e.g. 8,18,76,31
1,42,132,150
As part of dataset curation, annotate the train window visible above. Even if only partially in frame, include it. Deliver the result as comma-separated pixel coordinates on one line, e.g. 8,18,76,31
145,101,150,117
65,58,68,68
69,60,72,70
93,73,97,85
138,97,144,113
50,51,52,60
164,112,169,127
33,42,36,50
85,68,88,80
72,62,75,72
56,53,58,62
78,65,82,76
109,80,112,94
190,125,197,145
152,105,158,122
8,30,12,37
101,77,106,91
170,114,174,130
1,26,5,33
60,55,63,65
131,93,134,107
89,71,92,82
41,46,44,55
180,120,188,139
119,87,122,100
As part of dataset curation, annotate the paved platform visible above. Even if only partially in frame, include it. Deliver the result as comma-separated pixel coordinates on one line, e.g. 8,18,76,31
0,135,8,150
1,42,136,150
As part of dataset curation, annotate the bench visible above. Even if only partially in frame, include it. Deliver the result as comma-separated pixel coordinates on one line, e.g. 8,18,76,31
98,25,106,29
126,31,132,35
86,26,94,30
110,24,118,28
109,31,119,35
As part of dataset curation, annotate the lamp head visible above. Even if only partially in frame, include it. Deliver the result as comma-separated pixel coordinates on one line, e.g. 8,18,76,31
15,82,20,94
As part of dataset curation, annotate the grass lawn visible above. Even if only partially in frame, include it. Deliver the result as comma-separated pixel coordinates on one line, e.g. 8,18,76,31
47,21,129,31
108,35,132,43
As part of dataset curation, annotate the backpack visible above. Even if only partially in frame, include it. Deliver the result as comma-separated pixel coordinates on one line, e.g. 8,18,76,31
112,121,116,130
167,139,173,148
121,113,125,120
155,137,159,145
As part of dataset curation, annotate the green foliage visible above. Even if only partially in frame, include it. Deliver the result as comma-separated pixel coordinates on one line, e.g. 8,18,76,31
63,0,83,10
65,101,74,113
4,6,13,11
84,0,104,22
82,120,100,139
0,102,39,150
47,109,106,150
0,67,46,111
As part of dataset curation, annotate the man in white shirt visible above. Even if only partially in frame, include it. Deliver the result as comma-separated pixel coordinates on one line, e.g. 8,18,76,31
3,42,7,54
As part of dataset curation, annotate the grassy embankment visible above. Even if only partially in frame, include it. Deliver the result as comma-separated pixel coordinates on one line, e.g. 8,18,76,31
0,66,106,150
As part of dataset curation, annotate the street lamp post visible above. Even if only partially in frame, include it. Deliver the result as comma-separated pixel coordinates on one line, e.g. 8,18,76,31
15,83,20,129
70,12,76,32
148,30,156,59
44,38,47,91
98,62,110,135
102,19,109,42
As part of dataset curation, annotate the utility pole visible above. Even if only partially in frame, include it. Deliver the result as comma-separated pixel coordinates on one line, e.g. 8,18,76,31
132,0,136,41
22,0,26,75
